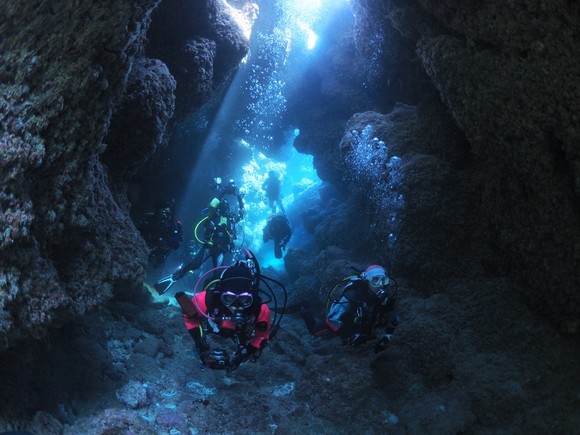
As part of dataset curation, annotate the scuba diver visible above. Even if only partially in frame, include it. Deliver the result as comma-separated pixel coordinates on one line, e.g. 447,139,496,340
137,199,183,267
211,177,245,217
299,265,399,354
154,196,243,295
262,170,285,214
263,213,292,259
174,249,287,370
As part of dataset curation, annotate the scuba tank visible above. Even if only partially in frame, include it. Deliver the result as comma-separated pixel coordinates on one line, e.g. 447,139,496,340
325,274,361,316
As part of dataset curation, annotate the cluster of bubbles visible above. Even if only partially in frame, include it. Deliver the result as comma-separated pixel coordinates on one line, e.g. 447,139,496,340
363,27,386,89
236,0,340,148
175,113,209,140
237,29,289,147
190,114,209,133
345,124,404,250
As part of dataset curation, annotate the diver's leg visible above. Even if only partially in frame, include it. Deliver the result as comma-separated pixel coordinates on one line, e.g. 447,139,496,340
191,247,208,269
214,251,225,268
277,198,286,214
173,248,207,280
274,237,283,258
299,304,330,337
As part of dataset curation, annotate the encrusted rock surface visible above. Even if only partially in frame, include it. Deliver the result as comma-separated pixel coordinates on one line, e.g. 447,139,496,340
102,56,176,206
316,0,580,333
145,0,253,119
407,0,580,333
337,104,484,286
0,0,161,347
0,0,250,349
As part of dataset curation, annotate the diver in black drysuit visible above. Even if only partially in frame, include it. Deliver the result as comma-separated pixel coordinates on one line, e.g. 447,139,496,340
263,213,291,259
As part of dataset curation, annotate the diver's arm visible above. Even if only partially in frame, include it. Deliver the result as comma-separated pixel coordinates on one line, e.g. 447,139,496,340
177,292,227,369
188,327,210,353
249,304,270,349
172,248,207,280
176,292,209,350
236,192,245,217
281,231,291,247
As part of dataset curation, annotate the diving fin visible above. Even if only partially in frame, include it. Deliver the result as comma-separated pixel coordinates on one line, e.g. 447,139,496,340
154,274,176,295
274,242,283,259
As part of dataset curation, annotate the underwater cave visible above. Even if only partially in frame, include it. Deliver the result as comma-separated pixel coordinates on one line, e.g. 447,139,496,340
0,0,579,433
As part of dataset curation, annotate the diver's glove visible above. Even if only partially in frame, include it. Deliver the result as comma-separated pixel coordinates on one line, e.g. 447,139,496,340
200,349,231,370
374,334,393,354
345,333,369,346
230,345,260,370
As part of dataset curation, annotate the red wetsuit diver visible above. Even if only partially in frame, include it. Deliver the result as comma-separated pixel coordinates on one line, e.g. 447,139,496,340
175,251,270,370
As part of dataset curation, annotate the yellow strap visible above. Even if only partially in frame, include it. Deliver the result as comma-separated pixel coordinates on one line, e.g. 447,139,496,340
204,279,220,292
194,216,209,244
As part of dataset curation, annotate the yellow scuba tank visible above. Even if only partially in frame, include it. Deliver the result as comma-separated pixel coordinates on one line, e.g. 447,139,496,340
325,275,360,315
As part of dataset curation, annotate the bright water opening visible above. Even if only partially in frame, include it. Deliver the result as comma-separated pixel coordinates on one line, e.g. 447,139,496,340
151,0,353,298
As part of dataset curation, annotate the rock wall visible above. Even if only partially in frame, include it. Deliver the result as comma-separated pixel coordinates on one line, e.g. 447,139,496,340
407,0,580,334
102,57,176,207
286,0,579,334
145,0,253,120
0,0,253,350
339,0,580,333
0,0,161,348
125,0,255,212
